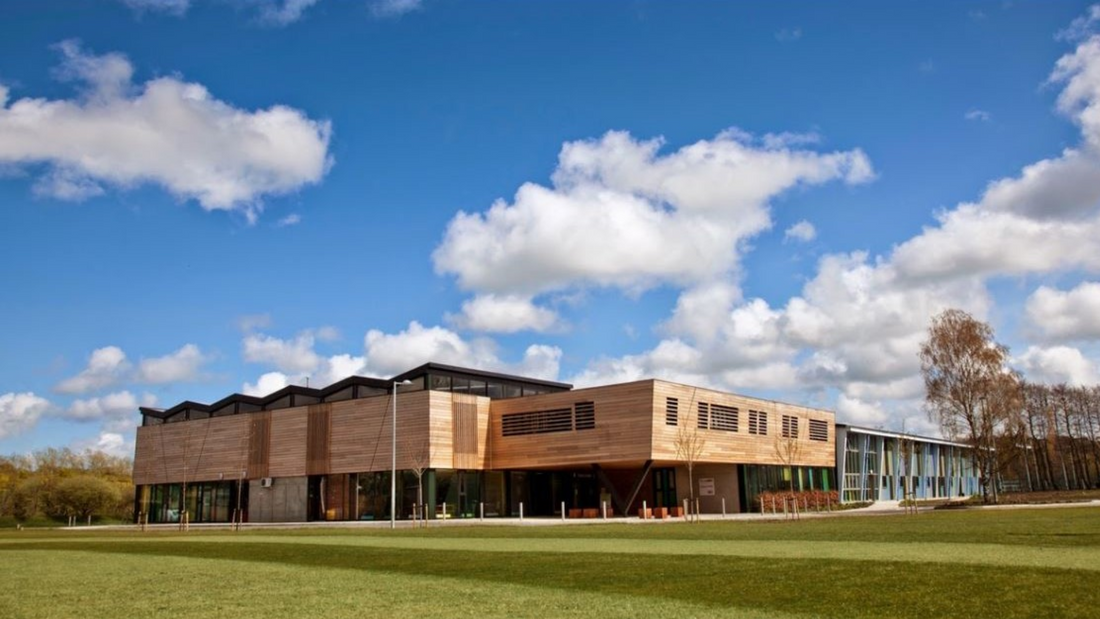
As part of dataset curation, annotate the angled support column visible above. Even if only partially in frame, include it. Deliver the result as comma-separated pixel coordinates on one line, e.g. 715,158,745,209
591,459,654,516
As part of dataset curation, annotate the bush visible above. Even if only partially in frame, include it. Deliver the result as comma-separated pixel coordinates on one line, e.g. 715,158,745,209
754,489,839,513
54,476,120,520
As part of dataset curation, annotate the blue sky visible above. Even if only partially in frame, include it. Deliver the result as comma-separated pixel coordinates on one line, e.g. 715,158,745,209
3,0,1100,457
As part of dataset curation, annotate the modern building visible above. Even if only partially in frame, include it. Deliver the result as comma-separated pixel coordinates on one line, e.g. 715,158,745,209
835,424,980,503
132,363,976,523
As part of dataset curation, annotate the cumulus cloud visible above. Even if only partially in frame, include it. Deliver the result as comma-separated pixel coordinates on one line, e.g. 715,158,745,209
71,431,133,459
243,331,323,373
54,344,208,394
0,392,52,440
1057,5,1100,42
64,391,156,432
0,41,332,222
1025,282,1100,341
135,344,207,383
1015,345,1100,385
362,322,562,380
242,371,292,397
569,22,1100,434
784,220,817,243
448,294,564,333
54,346,130,395
434,129,871,296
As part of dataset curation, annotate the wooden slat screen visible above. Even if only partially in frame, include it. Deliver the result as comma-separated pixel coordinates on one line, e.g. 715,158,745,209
453,395,479,469
247,412,271,479
306,404,332,476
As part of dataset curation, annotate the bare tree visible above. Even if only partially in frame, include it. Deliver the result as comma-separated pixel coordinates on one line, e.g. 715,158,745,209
897,426,917,514
403,436,431,526
674,419,705,522
919,309,1019,503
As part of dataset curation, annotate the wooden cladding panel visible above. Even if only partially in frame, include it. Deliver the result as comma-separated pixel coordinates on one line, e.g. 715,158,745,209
132,414,251,485
306,403,332,476
268,408,308,478
489,381,655,469
452,393,479,470
327,390,433,475
247,412,271,479
651,381,835,467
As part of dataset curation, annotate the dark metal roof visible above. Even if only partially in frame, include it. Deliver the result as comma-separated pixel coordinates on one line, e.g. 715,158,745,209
140,363,571,419
391,362,573,390
141,375,391,419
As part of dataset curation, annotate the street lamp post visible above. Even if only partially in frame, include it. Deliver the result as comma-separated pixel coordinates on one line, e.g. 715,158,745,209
391,379,412,529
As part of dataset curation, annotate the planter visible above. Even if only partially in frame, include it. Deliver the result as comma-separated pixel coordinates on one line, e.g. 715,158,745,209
637,507,652,519
652,507,669,519
668,506,684,517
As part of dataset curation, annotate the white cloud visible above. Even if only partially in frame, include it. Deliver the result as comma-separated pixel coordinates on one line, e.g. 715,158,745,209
55,344,208,394
243,331,323,373
371,0,422,18
1025,282,1100,341
362,322,501,376
835,394,888,426
1056,5,1100,42
136,344,207,383
0,41,332,222
448,294,564,333
362,321,562,380
965,109,992,122
242,371,291,396
54,346,130,395
434,129,872,297
1015,345,1100,385
784,220,817,243
64,391,156,432
276,213,302,227
0,392,52,440
71,431,133,459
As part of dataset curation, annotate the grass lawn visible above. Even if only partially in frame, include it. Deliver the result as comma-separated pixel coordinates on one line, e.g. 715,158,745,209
2,506,1099,618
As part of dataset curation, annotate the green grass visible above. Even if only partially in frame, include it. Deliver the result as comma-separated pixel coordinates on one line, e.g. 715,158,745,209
3,506,1099,618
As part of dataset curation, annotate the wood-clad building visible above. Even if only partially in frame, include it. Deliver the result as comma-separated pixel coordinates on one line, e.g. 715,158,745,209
132,363,840,523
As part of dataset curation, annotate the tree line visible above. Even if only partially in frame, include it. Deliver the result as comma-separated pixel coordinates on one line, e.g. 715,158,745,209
0,448,133,524
921,309,1100,503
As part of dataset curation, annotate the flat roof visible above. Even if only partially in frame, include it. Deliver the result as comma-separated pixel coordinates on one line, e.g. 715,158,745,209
835,423,971,448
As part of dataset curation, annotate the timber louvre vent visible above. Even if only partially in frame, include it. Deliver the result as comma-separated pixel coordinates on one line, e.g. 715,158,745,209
709,403,739,432
809,419,829,442
698,402,709,429
781,414,799,439
573,401,595,430
748,410,768,435
665,397,679,426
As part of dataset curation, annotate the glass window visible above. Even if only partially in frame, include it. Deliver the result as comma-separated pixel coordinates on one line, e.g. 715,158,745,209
430,374,453,392
487,383,504,399
325,387,354,402
452,377,470,394
502,384,522,398
469,380,487,397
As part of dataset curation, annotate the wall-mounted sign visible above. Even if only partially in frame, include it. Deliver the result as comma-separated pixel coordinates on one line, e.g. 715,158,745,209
699,477,715,496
